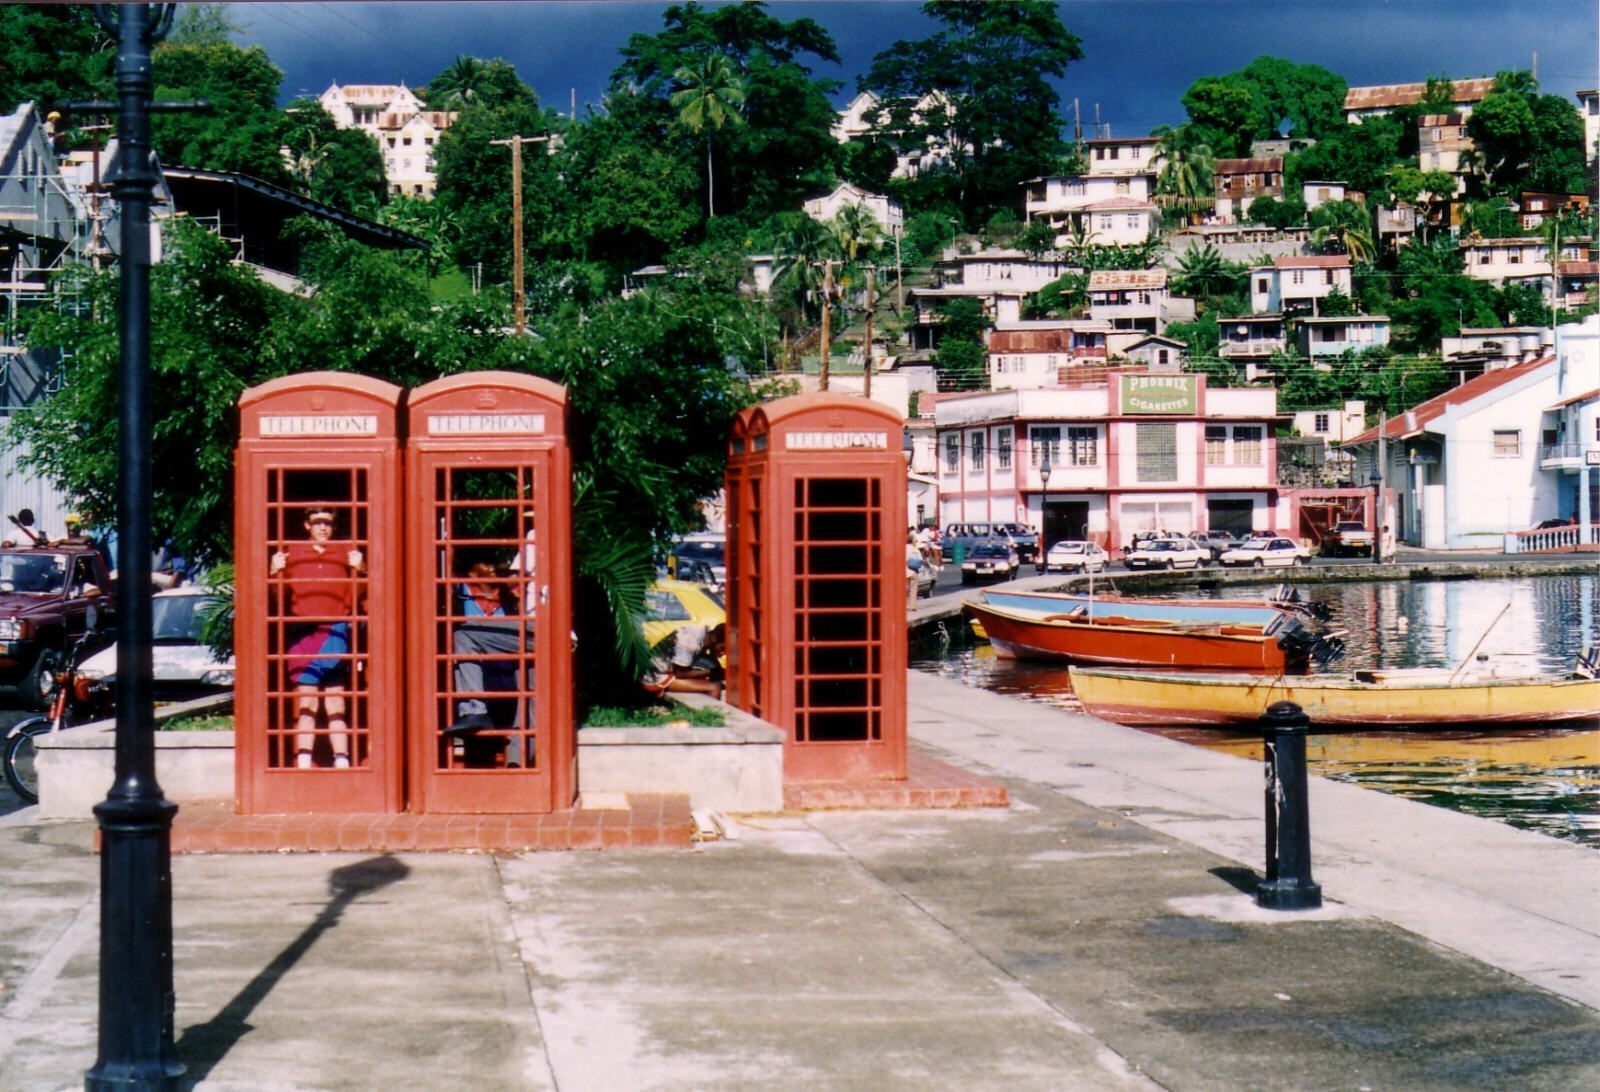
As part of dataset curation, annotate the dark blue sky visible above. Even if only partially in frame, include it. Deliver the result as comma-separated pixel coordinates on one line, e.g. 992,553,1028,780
237,1,1597,135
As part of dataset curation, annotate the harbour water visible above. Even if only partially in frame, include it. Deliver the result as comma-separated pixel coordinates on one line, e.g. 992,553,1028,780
912,573,1600,848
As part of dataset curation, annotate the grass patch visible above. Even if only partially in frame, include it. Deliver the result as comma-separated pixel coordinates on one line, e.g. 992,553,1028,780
582,702,726,728
161,714,234,732
429,267,473,302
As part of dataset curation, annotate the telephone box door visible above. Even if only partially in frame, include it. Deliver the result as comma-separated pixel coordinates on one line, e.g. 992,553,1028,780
406,374,574,814
235,374,404,814
727,394,907,783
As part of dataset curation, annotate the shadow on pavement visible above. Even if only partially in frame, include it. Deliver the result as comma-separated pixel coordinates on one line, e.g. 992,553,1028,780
175,855,410,1085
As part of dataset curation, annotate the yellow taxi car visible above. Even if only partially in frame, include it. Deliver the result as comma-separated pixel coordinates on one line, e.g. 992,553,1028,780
638,578,726,651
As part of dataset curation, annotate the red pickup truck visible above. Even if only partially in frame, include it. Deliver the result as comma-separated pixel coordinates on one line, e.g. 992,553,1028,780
0,544,114,708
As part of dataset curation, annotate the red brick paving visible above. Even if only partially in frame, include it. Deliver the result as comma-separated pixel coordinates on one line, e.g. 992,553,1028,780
783,750,1008,812
157,794,696,854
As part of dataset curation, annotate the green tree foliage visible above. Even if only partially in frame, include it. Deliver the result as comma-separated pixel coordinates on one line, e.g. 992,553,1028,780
429,59,563,279
150,40,291,183
1245,193,1308,229
1170,244,1247,307
1467,71,1588,196
1180,76,1258,158
670,53,747,218
425,55,488,110
167,3,241,47
0,5,113,116
609,1,843,225
934,296,990,388
862,1,1083,220
11,222,292,562
1309,199,1375,262
1165,313,1222,361
281,100,387,214
1179,57,1347,157
1151,123,1215,223
1287,115,1404,196
1022,271,1087,319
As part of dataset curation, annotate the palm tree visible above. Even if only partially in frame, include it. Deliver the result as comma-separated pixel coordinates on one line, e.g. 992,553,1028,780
830,202,882,263
1310,199,1376,263
772,216,841,325
1152,124,1215,226
427,55,487,110
1171,244,1236,300
670,55,746,219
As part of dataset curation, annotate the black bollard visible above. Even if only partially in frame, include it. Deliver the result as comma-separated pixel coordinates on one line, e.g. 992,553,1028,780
1256,700,1322,910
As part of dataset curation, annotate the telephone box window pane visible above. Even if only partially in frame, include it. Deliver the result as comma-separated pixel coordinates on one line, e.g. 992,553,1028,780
808,478,869,507
807,645,868,675
809,544,871,574
806,579,870,608
808,510,869,539
809,678,870,708
804,612,869,642
808,711,870,741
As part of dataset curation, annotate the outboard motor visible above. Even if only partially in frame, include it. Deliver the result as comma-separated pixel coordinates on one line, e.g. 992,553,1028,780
1310,631,1347,665
1577,646,1600,680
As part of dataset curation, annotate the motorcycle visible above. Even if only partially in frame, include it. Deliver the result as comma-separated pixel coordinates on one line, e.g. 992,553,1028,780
4,607,112,804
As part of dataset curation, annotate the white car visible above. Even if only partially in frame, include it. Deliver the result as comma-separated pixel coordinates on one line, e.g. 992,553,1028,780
1125,537,1209,570
1219,536,1312,568
1042,540,1108,573
79,587,234,701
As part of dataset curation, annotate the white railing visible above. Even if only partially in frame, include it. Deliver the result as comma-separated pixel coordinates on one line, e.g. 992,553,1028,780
1506,522,1599,553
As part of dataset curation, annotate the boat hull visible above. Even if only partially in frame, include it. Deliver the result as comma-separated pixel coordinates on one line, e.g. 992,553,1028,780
981,589,1287,627
1069,667,1600,727
967,602,1298,673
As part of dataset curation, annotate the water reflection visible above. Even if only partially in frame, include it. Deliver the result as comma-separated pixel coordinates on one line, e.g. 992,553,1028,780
913,575,1600,848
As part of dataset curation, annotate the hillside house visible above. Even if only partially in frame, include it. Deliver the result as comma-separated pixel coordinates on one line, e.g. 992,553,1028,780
1417,114,1473,194
1021,174,1158,246
1088,268,1172,333
1460,236,1592,288
1302,180,1348,212
1218,314,1288,370
1579,89,1598,163
986,320,1111,390
1081,135,1161,177
801,181,904,235
1211,157,1283,224
830,90,964,179
1250,255,1353,314
1518,191,1590,232
317,83,457,197
1296,315,1392,360
1120,334,1187,371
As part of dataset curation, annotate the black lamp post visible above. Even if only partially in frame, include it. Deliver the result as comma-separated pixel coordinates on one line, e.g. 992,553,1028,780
1039,455,1053,562
70,5,202,1089
1369,468,1383,564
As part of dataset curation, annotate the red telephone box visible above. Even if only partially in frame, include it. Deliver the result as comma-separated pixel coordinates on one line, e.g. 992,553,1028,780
726,393,907,782
235,373,404,813
404,372,574,813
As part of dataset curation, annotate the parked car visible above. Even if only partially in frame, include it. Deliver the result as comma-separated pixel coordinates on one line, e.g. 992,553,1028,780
1125,537,1209,570
666,533,726,588
1325,520,1374,557
960,540,1020,584
1042,540,1108,573
1219,536,1312,568
638,579,725,651
991,523,1040,565
0,544,115,708
943,527,1010,564
1190,530,1238,560
77,586,233,703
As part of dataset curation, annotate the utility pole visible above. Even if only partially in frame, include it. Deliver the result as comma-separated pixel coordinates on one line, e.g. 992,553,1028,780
819,259,834,392
491,134,549,335
863,266,875,399
64,5,209,1089
1074,98,1082,160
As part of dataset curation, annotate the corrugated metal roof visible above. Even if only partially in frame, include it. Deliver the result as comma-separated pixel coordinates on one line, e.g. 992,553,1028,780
1087,268,1167,289
1343,78,1496,112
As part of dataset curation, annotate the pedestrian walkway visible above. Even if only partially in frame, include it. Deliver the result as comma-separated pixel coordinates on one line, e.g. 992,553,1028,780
2,672,1595,1090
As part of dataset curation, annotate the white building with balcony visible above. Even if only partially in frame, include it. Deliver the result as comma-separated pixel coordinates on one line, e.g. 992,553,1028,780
1250,255,1352,314
934,373,1280,552
1342,329,1598,549
1021,174,1158,245
1296,315,1392,360
801,181,904,236
317,82,457,197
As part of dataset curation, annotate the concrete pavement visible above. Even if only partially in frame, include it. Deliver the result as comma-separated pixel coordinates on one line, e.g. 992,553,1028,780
2,671,1597,1090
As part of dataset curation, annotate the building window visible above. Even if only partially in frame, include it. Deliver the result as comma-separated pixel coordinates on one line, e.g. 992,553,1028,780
1116,180,1130,194
997,430,1013,470
1314,412,1331,434
1257,277,1270,294
1067,426,1097,467
1234,425,1263,464
1324,269,1336,285
944,433,960,472
1492,429,1521,457
1205,424,1228,465
1292,270,1305,285
1136,423,1178,482
1508,248,1522,264
1030,427,1061,467
1126,213,1141,229
970,432,985,471
1099,214,1113,230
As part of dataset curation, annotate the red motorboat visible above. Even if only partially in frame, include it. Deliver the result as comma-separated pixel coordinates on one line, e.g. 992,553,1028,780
964,600,1312,674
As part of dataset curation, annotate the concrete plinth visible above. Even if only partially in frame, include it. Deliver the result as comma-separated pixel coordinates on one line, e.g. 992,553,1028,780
37,723,235,820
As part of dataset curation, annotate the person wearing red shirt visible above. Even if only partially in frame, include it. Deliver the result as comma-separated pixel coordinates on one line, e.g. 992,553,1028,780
271,505,364,768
